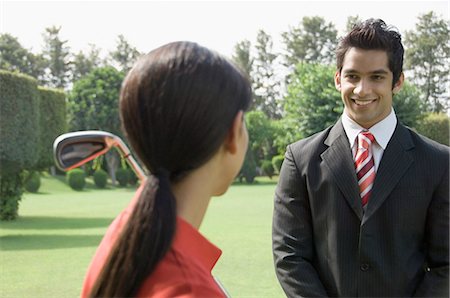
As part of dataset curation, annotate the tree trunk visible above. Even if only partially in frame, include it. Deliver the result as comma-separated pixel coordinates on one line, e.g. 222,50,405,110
105,150,119,186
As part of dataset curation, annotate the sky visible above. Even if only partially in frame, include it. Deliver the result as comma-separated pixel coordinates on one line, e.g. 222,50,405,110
1,0,449,58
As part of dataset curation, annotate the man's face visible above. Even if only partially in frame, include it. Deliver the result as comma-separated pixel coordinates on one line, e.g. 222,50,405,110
334,47,404,128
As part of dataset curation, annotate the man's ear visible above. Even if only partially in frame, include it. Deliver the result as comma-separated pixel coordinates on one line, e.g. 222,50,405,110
334,71,342,91
393,72,405,94
224,111,244,155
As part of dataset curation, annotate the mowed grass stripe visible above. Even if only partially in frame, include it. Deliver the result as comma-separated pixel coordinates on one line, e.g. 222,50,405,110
0,175,284,298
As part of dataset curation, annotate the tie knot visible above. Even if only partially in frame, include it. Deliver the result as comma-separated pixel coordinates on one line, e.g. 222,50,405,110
358,131,375,149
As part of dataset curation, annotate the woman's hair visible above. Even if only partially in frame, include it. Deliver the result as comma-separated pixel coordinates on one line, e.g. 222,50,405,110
336,18,404,87
89,41,251,297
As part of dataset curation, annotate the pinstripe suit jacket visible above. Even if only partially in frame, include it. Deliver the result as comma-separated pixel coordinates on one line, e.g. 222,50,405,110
272,119,449,297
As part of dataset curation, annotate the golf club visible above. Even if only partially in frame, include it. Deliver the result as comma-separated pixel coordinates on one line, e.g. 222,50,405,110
53,130,146,181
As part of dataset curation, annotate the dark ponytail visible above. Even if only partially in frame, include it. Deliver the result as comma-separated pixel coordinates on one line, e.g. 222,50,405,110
90,172,176,297
90,41,251,297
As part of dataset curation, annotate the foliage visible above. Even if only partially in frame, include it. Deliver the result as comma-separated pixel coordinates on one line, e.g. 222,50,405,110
109,34,141,72
72,44,103,81
252,30,282,119
93,169,108,189
68,66,123,134
284,63,342,138
231,39,253,79
245,111,277,163
67,169,86,191
24,171,41,193
404,12,450,112
127,169,138,186
0,172,24,220
282,16,338,66
272,155,284,174
393,82,424,129
0,70,40,175
35,87,67,170
416,113,450,146
345,15,362,33
115,168,129,187
261,160,275,179
240,150,257,184
41,26,71,89
0,33,46,81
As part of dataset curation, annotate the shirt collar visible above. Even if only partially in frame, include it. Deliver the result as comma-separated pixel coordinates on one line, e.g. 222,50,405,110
342,108,397,149
173,217,222,271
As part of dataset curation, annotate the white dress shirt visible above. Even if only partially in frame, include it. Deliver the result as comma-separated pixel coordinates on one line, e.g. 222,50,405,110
341,109,397,172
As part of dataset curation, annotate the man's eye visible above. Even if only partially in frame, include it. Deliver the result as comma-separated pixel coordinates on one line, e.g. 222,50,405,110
372,75,384,80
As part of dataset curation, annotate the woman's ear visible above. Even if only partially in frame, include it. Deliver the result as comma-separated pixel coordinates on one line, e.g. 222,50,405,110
224,110,245,154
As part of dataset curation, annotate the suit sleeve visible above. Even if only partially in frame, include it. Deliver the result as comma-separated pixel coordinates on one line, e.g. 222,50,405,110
272,145,328,297
414,159,449,297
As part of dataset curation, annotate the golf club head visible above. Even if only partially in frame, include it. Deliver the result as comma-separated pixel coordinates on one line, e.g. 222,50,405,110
53,131,116,172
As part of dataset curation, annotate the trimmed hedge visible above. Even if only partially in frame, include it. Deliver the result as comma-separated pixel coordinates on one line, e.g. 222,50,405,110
416,113,450,146
0,71,40,220
116,168,129,187
35,87,66,170
261,160,275,179
0,173,24,220
127,169,138,186
93,169,108,189
272,155,284,174
67,169,86,191
0,70,39,175
25,171,41,193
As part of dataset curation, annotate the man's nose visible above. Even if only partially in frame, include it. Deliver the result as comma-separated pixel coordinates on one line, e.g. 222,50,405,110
353,79,370,97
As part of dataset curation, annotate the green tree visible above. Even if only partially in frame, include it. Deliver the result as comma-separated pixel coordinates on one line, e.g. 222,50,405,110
109,34,141,73
284,63,342,138
346,15,362,33
252,30,281,119
404,12,450,112
0,33,46,80
41,26,71,89
231,39,253,79
393,81,424,129
68,66,124,184
282,16,338,67
245,110,275,162
71,44,102,81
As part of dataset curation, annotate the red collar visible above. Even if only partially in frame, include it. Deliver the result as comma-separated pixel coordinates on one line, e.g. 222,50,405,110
173,217,222,271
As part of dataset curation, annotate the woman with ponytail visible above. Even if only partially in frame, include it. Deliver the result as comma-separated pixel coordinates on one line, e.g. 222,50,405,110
80,41,251,298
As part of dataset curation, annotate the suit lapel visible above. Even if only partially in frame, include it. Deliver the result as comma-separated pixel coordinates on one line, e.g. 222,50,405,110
362,123,415,224
321,120,363,220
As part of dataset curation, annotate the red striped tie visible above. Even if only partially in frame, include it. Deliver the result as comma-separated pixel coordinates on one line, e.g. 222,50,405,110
355,131,376,207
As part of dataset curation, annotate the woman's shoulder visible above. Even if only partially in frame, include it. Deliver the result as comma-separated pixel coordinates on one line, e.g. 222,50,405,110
137,246,226,298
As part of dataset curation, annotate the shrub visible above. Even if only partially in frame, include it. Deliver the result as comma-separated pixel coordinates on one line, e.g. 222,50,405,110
25,171,41,193
116,168,129,187
416,113,449,146
127,169,138,186
261,160,275,179
67,169,86,191
272,155,284,174
0,173,24,220
240,150,257,183
93,169,108,189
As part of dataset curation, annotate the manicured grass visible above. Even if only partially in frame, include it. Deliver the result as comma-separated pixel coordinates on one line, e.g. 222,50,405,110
0,174,284,297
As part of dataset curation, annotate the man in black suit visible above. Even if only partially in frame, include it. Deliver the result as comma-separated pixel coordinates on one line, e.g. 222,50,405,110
272,19,449,297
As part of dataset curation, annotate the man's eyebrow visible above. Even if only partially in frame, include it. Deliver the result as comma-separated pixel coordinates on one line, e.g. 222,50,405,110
342,69,389,74
371,69,389,74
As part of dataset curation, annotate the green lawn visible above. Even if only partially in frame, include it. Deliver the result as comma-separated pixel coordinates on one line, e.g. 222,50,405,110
0,174,284,298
